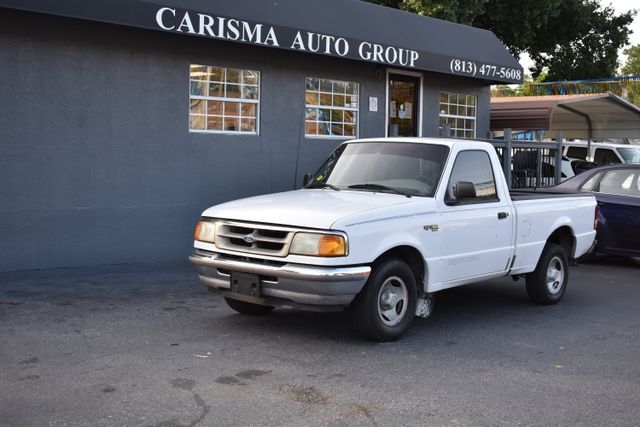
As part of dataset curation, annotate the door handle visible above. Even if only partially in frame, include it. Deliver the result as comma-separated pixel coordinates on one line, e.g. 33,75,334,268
498,212,509,219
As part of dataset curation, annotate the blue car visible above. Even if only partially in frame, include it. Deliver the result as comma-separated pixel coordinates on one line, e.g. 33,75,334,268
552,164,640,257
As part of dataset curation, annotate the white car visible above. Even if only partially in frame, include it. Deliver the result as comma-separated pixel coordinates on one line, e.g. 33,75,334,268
190,138,597,340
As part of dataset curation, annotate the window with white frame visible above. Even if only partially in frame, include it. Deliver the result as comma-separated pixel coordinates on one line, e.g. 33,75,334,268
438,92,476,138
305,78,359,138
189,64,260,134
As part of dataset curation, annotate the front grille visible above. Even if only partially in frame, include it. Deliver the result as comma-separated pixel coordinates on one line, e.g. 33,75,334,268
215,220,295,257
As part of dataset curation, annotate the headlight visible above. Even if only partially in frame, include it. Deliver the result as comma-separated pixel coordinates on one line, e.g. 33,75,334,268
289,233,346,257
194,220,216,243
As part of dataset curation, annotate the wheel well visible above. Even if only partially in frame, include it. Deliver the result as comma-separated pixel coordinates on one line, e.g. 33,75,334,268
373,246,425,288
547,226,575,258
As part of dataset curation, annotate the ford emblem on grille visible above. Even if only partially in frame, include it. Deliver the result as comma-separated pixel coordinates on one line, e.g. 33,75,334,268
243,234,256,244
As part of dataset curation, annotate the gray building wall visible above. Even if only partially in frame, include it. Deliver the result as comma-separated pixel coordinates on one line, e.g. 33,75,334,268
0,9,489,272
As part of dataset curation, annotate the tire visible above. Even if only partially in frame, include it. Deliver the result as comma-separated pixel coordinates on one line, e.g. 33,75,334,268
224,297,274,315
525,243,569,305
351,258,417,341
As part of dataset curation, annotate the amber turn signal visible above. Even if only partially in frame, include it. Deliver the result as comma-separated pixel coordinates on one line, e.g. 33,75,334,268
194,220,216,243
290,233,347,257
318,235,346,257
194,221,202,241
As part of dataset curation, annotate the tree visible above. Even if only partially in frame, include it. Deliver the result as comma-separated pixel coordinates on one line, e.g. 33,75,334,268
397,0,487,25
364,0,635,81
622,44,640,76
524,1,635,81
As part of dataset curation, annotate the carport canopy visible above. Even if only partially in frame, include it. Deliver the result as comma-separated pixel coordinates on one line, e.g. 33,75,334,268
490,93,640,139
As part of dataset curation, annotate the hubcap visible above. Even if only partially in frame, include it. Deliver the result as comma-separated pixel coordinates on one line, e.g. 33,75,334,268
377,276,408,326
546,256,565,295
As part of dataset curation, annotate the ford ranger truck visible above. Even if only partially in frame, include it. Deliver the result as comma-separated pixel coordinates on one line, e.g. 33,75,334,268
190,138,597,341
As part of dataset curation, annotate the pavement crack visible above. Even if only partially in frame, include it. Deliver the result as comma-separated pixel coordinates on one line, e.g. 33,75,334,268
18,357,39,365
342,403,382,426
164,379,210,427
189,392,210,427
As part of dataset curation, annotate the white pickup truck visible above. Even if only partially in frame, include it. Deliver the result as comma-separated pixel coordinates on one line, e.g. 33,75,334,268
190,138,597,340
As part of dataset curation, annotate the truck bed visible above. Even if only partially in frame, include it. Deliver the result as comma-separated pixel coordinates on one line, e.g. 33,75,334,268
507,189,596,274
509,189,589,201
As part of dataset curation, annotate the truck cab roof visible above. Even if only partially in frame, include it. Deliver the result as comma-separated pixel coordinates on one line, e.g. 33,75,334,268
341,137,492,151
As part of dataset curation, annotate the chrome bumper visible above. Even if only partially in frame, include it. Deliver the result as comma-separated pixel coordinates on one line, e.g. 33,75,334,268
189,251,371,307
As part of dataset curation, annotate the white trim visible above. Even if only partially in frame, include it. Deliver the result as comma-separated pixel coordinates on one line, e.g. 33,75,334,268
305,135,355,140
191,95,259,104
385,68,424,137
304,104,359,112
189,129,259,136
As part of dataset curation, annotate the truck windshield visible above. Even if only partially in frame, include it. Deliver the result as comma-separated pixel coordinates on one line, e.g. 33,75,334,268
307,142,450,197
617,147,640,164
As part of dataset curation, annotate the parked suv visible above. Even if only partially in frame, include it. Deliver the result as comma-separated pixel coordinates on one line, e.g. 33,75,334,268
563,141,640,166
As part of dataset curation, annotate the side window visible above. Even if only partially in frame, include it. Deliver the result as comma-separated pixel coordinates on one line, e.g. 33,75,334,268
311,145,346,184
594,149,621,166
596,170,640,196
580,173,602,192
445,151,498,205
566,146,587,160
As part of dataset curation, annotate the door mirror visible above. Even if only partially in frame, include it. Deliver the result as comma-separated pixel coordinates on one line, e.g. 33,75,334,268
303,173,313,187
454,181,476,200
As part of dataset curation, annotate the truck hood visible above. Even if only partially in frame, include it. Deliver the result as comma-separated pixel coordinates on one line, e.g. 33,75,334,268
201,189,416,229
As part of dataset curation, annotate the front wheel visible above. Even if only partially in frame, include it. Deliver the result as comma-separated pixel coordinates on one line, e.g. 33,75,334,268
224,297,275,315
525,243,569,305
351,258,417,341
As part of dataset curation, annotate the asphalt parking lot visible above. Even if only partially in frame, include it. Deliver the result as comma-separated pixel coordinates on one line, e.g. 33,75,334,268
1,256,639,426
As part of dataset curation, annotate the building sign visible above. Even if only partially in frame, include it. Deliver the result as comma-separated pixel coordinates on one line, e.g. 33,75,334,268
155,7,421,69
0,0,523,84
151,6,521,83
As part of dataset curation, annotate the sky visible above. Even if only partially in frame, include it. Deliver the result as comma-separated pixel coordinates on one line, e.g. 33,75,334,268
610,0,640,46
519,0,640,74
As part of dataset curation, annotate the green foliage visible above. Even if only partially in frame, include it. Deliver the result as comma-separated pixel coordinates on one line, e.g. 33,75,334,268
622,45,640,76
524,1,635,81
400,0,488,25
364,0,635,81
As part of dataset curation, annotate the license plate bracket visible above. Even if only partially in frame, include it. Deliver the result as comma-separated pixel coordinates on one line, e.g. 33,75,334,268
230,272,261,297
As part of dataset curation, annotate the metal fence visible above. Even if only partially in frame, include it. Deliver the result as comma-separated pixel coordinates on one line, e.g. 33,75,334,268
491,129,564,189
443,127,564,189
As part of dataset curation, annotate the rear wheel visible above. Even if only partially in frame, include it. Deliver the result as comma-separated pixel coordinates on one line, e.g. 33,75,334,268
224,297,274,315
351,258,417,341
526,243,569,305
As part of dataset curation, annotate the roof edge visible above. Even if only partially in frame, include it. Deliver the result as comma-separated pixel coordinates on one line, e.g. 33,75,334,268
0,0,523,84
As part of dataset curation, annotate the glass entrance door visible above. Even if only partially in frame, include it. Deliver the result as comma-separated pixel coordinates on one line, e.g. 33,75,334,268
388,73,420,137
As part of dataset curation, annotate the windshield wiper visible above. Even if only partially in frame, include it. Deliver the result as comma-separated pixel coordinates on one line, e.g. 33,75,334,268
306,182,340,191
347,183,412,197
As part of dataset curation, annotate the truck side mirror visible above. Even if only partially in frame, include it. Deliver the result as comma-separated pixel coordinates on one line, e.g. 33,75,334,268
454,181,476,200
303,173,313,187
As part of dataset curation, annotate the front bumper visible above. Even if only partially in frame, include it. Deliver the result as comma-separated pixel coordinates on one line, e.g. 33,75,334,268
189,251,371,308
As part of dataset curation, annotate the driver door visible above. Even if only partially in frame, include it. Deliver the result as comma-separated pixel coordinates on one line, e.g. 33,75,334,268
430,150,514,285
